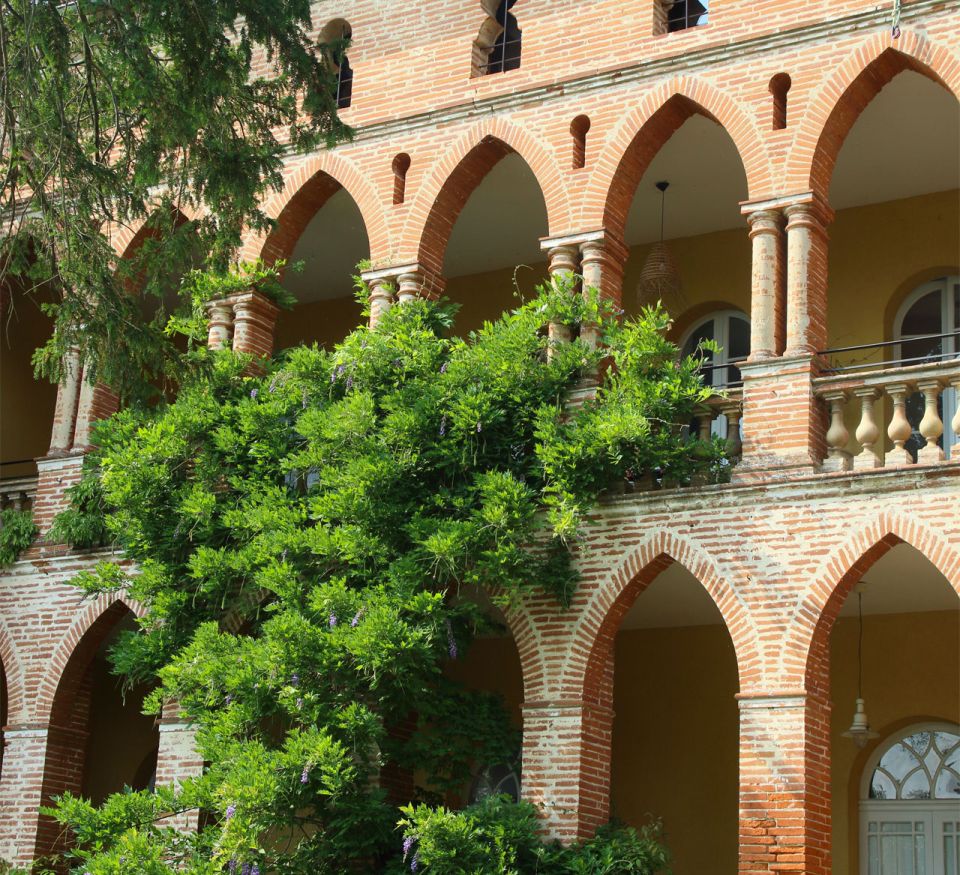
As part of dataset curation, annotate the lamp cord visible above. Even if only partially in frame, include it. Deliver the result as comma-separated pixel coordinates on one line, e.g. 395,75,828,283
857,590,864,698
659,187,665,243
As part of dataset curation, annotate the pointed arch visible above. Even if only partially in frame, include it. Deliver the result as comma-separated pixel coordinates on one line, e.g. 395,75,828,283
108,204,202,260
36,593,143,724
798,512,960,697
240,151,387,268
786,31,960,198
403,119,570,283
583,78,769,239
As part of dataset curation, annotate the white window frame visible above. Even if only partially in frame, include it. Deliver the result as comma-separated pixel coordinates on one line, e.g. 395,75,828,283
859,721,960,875
893,276,959,458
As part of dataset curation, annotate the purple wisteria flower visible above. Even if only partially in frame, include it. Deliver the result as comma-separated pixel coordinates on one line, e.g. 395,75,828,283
301,765,310,784
440,361,448,374
290,673,299,687
329,612,338,628
411,851,420,872
476,421,482,433
446,618,458,660
241,864,251,875
225,804,236,820
249,388,258,399
439,416,447,437
228,859,237,874
224,694,233,705
296,697,304,709
251,866,260,875
351,609,363,627
402,835,416,860
345,375,353,391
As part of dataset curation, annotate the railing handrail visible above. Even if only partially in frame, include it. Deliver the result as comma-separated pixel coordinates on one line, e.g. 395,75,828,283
817,329,960,358
813,357,960,392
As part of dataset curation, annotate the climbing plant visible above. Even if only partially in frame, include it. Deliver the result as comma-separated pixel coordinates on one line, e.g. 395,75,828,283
44,276,723,873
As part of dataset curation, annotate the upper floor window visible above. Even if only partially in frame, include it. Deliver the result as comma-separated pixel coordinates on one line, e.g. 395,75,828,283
658,0,709,34
473,0,521,77
893,275,959,458
320,19,353,109
681,309,750,389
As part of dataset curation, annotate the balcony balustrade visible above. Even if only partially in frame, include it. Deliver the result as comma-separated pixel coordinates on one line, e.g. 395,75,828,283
0,475,38,514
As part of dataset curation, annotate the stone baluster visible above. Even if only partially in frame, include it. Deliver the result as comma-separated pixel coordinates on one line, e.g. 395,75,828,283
885,383,913,466
722,401,743,460
545,244,579,354
852,388,883,469
206,300,234,350
744,209,783,360
821,390,852,472
367,278,394,328
695,406,713,443
916,379,944,464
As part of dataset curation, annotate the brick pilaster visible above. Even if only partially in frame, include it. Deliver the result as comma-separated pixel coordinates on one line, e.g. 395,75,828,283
32,454,86,537
520,700,614,842
737,691,831,875
154,703,202,832
0,725,49,866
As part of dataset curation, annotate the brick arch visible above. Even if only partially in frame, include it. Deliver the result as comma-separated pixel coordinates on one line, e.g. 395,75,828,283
552,530,758,705
36,593,143,725
108,204,202,259
787,30,960,199
583,78,768,240
403,119,570,282
798,513,960,699
240,152,387,268
0,618,25,723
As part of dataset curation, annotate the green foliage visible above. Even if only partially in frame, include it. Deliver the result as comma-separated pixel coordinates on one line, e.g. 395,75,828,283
46,463,109,550
48,278,716,871
397,796,670,874
1,0,349,401
0,508,38,567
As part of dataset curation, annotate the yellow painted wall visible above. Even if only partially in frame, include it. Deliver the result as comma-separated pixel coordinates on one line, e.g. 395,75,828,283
453,608,958,874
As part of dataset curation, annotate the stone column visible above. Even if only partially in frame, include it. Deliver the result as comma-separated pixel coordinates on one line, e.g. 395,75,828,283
737,690,831,875
743,209,783,361
72,361,119,450
396,271,423,305
154,701,203,832
544,244,579,349
520,700,614,842
783,197,833,358
367,279,394,328
360,263,428,328
231,291,279,361
48,347,82,455
205,299,235,350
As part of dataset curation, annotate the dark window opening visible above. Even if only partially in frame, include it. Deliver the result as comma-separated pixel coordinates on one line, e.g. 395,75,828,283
392,153,411,205
667,0,709,33
322,20,353,109
484,0,521,75
570,115,591,170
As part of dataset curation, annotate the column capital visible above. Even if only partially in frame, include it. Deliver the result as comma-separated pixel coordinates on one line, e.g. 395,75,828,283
539,228,607,252
782,192,834,232
744,208,783,237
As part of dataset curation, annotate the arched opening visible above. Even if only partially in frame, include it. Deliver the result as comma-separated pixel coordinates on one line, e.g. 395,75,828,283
319,19,353,110
420,137,549,332
35,604,159,863
823,542,960,873
392,153,411,205
611,559,739,871
261,171,370,350
769,73,791,130
472,1,521,78
611,99,750,349
816,62,959,462
0,269,58,485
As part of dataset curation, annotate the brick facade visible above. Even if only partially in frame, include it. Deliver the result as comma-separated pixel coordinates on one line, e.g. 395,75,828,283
2,1,959,870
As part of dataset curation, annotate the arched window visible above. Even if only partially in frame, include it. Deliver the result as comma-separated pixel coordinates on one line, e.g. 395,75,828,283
893,276,959,458
769,73,791,130
320,19,353,109
392,153,411,205
570,115,591,170
474,1,521,77
860,723,960,874
681,309,750,389
469,759,521,803
656,0,708,34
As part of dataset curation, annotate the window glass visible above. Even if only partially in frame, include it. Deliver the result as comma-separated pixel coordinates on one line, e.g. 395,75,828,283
901,290,942,337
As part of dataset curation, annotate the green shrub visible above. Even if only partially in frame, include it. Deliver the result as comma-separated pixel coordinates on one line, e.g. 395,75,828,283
0,508,38,567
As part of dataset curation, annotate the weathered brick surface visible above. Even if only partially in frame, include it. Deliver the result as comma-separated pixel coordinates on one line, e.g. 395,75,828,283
3,2,959,870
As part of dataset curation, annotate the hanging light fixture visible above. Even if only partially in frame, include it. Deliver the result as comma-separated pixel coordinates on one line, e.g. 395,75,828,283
842,587,880,748
637,180,686,314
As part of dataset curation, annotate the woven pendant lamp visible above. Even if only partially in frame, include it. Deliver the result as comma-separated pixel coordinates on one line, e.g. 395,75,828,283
637,181,686,314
